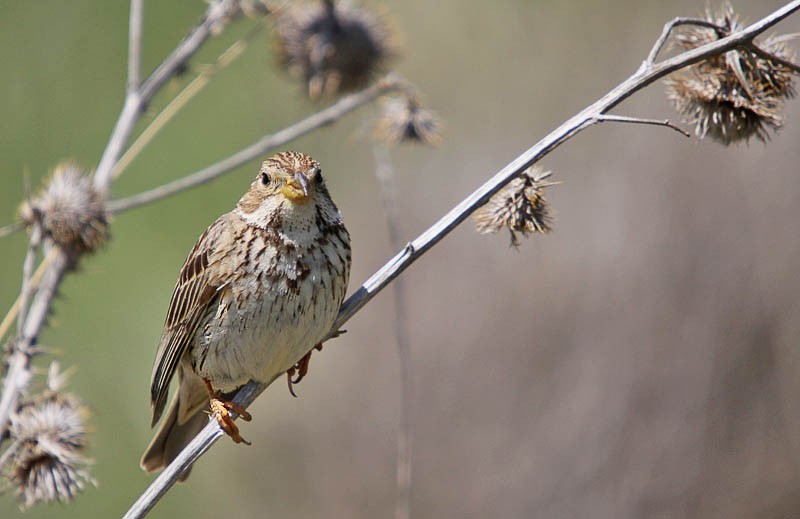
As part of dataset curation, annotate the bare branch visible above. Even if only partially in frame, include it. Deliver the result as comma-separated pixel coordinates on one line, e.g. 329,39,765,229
0,249,69,438
127,0,144,94
17,226,41,337
646,17,727,65
0,221,23,239
592,114,691,137
372,144,413,519
94,0,243,193
108,75,404,214
122,3,800,516
748,42,800,75
112,23,266,180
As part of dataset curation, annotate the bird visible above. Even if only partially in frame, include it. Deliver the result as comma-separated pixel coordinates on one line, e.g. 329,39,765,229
140,151,351,479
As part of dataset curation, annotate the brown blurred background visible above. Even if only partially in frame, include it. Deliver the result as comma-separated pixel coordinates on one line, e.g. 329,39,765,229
2,1,800,517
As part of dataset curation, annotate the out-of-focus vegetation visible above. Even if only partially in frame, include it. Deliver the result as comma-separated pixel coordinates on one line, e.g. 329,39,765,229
2,1,800,517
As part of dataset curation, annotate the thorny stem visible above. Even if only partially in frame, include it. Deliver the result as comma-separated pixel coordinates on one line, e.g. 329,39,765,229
372,143,413,519
122,3,800,518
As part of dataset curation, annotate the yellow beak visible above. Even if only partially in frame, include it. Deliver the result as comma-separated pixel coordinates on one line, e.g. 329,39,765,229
281,172,310,202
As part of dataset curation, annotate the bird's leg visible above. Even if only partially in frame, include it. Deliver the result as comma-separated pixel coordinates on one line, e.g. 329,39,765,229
286,342,325,397
203,379,252,445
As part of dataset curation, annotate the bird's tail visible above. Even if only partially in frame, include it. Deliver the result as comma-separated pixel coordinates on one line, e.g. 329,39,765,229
140,373,208,481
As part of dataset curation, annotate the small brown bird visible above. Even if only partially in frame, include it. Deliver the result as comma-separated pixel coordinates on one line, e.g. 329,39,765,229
141,151,351,479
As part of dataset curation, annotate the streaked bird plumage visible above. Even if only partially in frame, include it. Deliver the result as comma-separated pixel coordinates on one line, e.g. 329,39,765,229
141,151,351,478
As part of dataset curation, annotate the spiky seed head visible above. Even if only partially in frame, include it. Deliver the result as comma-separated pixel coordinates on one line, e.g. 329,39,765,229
373,97,443,146
3,372,94,510
273,0,393,99
474,167,556,248
18,163,109,257
665,2,797,144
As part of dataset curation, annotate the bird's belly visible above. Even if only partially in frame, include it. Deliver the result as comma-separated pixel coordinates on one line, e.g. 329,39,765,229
191,252,345,392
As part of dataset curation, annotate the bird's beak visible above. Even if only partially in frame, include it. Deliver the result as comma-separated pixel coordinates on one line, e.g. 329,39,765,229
281,172,310,202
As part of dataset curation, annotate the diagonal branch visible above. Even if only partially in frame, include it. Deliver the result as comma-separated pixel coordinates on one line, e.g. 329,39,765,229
108,74,404,213
122,3,800,517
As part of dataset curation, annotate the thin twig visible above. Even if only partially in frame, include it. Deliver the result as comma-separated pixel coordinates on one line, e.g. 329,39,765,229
122,3,800,517
748,42,800,74
128,0,144,94
16,225,42,337
0,221,23,239
112,23,266,180
645,17,727,65
94,0,245,192
593,114,691,137
0,250,56,344
108,74,404,213
372,143,413,519
0,249,69,439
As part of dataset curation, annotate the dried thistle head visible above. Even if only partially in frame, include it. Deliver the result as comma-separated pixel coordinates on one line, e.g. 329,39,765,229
18,163,109,257
273,0,394,99
665,2,798,144
474,167,556,248
2,365,94,509
373,96,443,146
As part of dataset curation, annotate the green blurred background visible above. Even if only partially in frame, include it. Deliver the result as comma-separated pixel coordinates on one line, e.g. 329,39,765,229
3,1,800,517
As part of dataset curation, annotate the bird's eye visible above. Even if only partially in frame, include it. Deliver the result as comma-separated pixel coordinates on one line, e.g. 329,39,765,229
260,172,270,185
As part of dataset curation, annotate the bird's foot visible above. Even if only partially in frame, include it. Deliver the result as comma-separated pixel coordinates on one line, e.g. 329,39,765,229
286,343,324,397
204,379,252,445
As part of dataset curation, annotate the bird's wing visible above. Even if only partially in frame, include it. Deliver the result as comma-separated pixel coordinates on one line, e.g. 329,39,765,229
149,220,226,426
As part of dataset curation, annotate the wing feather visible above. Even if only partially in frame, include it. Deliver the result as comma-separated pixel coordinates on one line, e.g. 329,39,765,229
149,221,225,426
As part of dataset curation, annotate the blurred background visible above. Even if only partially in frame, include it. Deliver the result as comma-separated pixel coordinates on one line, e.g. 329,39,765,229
2,1,800,517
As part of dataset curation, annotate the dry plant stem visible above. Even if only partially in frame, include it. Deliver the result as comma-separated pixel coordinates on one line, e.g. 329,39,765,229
128,0,143,94
16,226,41,337
749,44,800,74
0,249,69,438
1,0,243,449
0,251,55,343
112,24,265,180
593,114,690,137
646,17,726,64
372,144,413,519
0,221,22,239
108,75,403,213
122,4,800,518
94,0,239,192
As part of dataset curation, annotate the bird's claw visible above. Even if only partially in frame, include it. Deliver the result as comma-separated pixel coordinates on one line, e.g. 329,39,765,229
204,378,251,445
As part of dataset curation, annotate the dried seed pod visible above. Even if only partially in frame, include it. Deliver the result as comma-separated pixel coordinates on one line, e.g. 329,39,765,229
273,0,393,99
373,96,443,146
18,163,109,257
3,365,94,510
474,167,555,248
665,2,797,144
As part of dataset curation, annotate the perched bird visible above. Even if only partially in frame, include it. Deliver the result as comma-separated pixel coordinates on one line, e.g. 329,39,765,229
141,151,351,479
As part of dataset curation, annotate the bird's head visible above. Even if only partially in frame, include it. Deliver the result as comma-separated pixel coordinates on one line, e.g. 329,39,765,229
236,151,334,229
